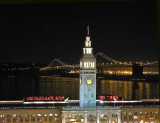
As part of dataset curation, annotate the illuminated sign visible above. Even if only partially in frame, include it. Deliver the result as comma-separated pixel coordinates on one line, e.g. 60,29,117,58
98,95,121,101
26,96,65,101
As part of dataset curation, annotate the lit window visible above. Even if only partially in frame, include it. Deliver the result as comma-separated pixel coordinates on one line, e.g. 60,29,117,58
32,114,35,117
0,115,4,117
49,113,53,116
13,114,17,117
37,114,41,117
134,116,138,119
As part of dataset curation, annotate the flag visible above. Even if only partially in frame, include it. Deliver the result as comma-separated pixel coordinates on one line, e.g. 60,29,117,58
114,97,117,101
64,97,69,102
87,25,89,35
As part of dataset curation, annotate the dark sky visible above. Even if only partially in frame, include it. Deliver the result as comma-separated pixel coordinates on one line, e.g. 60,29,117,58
0,0,158,64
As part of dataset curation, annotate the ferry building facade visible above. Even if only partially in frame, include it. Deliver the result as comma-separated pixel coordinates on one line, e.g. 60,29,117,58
0,28,159,123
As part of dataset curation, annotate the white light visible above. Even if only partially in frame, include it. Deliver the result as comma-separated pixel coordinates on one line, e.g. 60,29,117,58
100,100,104,103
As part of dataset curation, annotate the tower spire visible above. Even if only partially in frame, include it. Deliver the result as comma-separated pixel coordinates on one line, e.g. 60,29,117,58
87,24,89,35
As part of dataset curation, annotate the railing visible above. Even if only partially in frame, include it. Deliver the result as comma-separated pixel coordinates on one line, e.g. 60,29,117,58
0,105,159,110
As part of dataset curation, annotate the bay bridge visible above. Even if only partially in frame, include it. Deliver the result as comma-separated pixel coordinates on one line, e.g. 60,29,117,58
40,52,158,76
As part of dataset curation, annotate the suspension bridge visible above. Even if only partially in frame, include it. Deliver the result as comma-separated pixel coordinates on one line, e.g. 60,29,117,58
40,52,158,75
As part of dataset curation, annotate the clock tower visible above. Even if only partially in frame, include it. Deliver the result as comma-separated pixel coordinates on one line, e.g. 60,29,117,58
79,26,96,108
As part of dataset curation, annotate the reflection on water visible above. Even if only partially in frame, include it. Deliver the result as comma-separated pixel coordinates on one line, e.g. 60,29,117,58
0,76,159,100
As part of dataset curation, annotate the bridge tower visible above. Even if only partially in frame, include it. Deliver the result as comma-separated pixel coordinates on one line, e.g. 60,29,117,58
79,25,96,108
132,63,143,78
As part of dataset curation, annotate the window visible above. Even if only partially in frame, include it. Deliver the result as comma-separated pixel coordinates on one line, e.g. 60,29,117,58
31,114,36,122
55,114,58,117
134,112,138,119
25,114,29,122
139,112,143,118
155,112,159,119
150,112,154,119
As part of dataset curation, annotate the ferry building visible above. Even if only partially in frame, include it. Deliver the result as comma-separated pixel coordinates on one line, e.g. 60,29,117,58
0,28,159,123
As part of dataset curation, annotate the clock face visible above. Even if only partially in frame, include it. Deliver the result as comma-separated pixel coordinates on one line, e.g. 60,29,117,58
85,76,94,86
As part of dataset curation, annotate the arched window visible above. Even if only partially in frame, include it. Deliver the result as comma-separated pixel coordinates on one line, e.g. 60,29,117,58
155,112,159,119
123,112,127,120
25,114,29,122
54,113,59,122
133,112,138,119
100,114,109,122
0,114,5,123
128,112,133,120
87,114,96,122
31,114,36,122
18,114,23,122
7,115,11,122
75,114,84,122
144,112,149,119
150,112,154,119
13,114,17,122
139,112,143,118
37,114,42,122
49,113,53,122
43,114,47,122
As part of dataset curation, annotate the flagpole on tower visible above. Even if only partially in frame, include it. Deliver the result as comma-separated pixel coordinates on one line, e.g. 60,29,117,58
87,24,89,35
53,97,54,108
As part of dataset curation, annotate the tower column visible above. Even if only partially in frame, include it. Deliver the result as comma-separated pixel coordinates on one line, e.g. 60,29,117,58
79,26,96,108
109,113,111,123
62,113,65,123
97,113,100,123
117,112,121,123
84,113,87,123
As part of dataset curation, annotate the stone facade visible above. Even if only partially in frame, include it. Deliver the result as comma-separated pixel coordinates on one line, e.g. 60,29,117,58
0,106,159,123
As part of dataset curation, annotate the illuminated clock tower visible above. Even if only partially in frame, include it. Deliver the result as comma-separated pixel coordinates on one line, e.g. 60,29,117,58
79,25,96,108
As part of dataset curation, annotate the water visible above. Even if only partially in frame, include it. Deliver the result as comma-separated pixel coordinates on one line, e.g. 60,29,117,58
0,76,159,100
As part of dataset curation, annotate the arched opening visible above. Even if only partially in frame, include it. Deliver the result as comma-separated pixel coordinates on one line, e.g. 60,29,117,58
144,112,149,119
88,114,96,123
123,112,127,120
54,113,59,122
65,114,84,123
128,112,133,120
18,114,23,122
150,112,154,119
7,115,11,122
37,114,42,122
133,112,138,120
139,112,143,118
155,111,160,119
12,114,17,122
100,114,109,123
31,114,36,122
43,114,47,122
49,113,54,122
25,114,29,122
0,114,5,123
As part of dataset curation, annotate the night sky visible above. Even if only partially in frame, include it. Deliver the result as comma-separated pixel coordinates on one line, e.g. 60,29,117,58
0,0,158,65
